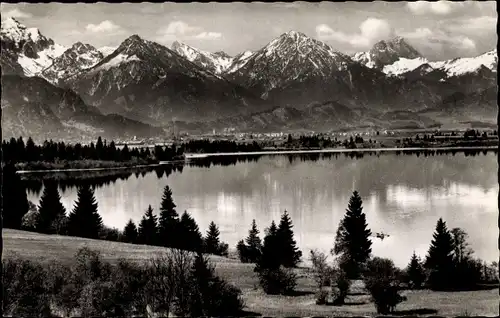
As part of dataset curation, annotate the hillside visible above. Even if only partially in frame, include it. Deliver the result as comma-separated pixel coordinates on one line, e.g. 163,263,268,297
2,229,498,317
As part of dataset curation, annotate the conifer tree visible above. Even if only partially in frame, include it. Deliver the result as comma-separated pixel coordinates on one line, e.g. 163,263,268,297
123,219,138,244
157,185,180,248
256,221,280,271
36,182,67,234
178,211,203,252
138,205,158,245
236,240,249,263
333,190,372,278
425,218,455,290
204,221,224,255
67,184,102,239
406,252,426,289
2,164,29,229
276,211,302,268
244,219,263,263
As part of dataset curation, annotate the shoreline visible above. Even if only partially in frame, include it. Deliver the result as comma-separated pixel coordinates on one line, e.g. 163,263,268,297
184,145,498,159
14,145,497,174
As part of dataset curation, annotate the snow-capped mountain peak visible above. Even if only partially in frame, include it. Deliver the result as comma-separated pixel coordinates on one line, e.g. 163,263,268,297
40,41,104,84
171,40,233,75
1,17,67,76
98,46,117,57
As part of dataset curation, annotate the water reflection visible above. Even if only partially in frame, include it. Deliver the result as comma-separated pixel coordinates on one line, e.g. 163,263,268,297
23,150,498,268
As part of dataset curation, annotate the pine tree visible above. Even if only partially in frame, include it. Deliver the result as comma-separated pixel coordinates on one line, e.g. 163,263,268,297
67,184,103,239
189,252,217,317
2,164,29,229
333,191,372,279
204,221,222,255
236,240,249,263
276,211,302,268
425,218,455,290
157,185,180,248
36,182,67,234
123,219,138,244
178,211,203,252
256,221,280,271
406,252,426,289
244,219,262,263
137,205,158,245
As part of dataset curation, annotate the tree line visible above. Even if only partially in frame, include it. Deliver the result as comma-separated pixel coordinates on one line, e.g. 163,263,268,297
1,136,182,164
183,139,262,154
3,165,229,256
234,191,499,314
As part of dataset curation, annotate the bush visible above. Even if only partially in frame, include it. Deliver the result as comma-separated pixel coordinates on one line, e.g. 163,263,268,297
310,250,332,288
363,257,407,314
331,269,351,305
257,266,297,295
2,257,52,317
315,289,329,305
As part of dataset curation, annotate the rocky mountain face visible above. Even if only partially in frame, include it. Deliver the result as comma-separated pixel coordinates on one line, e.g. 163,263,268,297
40,42,104,84
171,41,233,75
64,35,266,125
1,75,163,140
352,37,422,69
1,17,496,136
0,17,66,76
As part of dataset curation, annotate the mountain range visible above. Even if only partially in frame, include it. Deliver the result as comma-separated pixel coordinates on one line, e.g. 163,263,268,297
1,17,497,140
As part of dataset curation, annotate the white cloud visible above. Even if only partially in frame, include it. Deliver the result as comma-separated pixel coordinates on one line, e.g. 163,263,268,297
447,16,496,34
86,20,122,33
195,32,222,40
3,8,32,19
407,1,464,15
157,20,222,42
398,27,477,56
316,18,393,49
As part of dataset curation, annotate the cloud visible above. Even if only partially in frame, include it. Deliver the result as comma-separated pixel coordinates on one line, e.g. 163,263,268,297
157,20,222,41
3,8,32,19
86,20,122,33
398,27,477,56
195,32,222,40
446,16,496,34
406,1,464,15
316,18,393,49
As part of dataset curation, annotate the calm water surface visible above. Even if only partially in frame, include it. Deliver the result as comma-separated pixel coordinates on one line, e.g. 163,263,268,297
27,153,498,268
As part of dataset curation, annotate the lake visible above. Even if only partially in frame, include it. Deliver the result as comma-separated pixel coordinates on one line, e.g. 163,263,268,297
25,151,498,268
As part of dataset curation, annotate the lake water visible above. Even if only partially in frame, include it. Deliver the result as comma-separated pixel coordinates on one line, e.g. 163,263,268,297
26,151,498,268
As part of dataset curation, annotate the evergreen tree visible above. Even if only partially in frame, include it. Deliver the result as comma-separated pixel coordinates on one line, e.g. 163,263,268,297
405,252,426,289
36,182,66,234
425,218,455,290
333,190,372,279
276,211,302,268
2,164,29,229
123,219,138,244
157,185,180,248
96,136,104,160
245,219,263,263
137,205,158,245
256,221,280,271
236,240,249,263
178,211,203,252
67,185,103,239
204,221,224,255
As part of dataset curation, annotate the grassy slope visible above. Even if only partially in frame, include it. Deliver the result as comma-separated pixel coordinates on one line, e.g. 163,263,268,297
2,229,498,317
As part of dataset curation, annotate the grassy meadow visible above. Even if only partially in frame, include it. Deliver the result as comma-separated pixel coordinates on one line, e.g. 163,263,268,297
2,229,498,317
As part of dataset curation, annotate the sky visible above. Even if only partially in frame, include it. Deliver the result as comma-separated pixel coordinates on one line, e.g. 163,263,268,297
1,1,497,61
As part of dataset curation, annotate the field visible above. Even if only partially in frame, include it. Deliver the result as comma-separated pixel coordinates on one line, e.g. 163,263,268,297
2,229,498,317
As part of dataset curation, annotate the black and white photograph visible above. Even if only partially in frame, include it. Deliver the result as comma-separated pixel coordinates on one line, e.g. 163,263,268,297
0,1,498,317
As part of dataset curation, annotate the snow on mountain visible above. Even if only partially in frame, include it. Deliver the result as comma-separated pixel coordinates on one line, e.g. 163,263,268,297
98,46,117,57
40,42,104,83
225,50,254,74
171,41,233,75
1,17,67,76
93,53,141,72
227,30,353,95
380,49,497,77
352,37,421,70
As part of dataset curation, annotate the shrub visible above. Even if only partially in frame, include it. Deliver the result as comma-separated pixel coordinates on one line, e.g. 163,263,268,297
310,249,332,288
331,269,351,305
2,257,52,317
257,266,297,295
363,257,406,314
315,289,329,305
